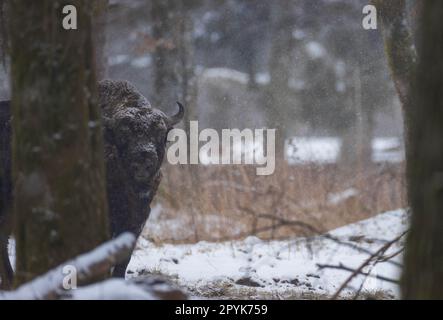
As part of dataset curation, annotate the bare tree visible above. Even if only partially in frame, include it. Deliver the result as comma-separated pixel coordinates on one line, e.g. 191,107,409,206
150,0,197,121
9,0,109,285
93,0,109,80
264,0,296,157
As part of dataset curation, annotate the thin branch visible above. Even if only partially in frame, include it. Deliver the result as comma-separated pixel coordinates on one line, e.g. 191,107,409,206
317,263,399,284
319,231,407,299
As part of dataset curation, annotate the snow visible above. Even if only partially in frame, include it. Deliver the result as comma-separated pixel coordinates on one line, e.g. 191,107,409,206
255,72,270,85
195,135,403,168
108,54,130,66
372,137,404,163
287,137,340,164
5,210,408,299
108,55,151,69
328,188,359,205
287,137,404,164
131,56,152,69
3,233,136,300
127,209,408,299
201,68,249,85
68,279,155,300
305,42,327,59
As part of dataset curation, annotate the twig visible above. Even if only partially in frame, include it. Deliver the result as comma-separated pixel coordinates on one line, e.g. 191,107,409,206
317,263,399,284
319,231,407,299
377,248,405,263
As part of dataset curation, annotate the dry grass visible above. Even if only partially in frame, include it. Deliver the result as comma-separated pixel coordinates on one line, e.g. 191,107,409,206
146,161,406,244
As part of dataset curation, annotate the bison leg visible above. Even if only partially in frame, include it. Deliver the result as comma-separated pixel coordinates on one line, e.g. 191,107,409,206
112,257,132,278
111,224,142,278
110,214,148,278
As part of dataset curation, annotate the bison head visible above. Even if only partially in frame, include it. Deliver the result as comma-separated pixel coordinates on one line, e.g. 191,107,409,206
98,80,184,201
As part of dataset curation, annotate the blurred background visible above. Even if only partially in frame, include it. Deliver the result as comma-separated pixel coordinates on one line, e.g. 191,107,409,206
0,0,409,244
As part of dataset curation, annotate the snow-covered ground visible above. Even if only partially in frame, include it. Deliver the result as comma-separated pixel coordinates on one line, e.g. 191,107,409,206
6,208,407,299
286,137,404,164
197,136,404,166
127,209,408,299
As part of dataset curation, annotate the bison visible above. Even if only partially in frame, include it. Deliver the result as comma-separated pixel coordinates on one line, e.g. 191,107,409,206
0,80,184,287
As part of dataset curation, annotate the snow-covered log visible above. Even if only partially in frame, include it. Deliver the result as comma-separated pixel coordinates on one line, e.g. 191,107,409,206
0,233,136,299
66,276,187,300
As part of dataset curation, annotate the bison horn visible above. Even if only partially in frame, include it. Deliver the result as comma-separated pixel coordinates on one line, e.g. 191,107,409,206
167,102,185,127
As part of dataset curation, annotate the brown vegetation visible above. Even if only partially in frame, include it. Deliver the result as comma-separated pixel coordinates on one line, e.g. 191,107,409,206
146,162,406,244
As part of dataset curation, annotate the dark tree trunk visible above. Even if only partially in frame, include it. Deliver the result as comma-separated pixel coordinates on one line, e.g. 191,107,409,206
0,100,12,289
401,1,443,299
375,0,417,158
9,0,109,285
0,0,8,66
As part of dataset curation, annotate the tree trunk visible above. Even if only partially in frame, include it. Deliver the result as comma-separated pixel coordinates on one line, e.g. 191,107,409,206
150,0,196,116
0,101,12,289
9,0,109,285
401,1,443,299
0,0,8,66
356,69,374,169
151,0,197,163
340,67,359,169
93,0,109,80
264,0,295,159
375,0,417,158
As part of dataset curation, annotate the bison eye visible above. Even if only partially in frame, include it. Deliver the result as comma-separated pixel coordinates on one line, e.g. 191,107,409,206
136,129,145,138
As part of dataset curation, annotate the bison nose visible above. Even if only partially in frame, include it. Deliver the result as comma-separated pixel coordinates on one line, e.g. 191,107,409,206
132,162,152,181
139,149,158,163
131,147,156,161
139,150,150,159
130,148,158,181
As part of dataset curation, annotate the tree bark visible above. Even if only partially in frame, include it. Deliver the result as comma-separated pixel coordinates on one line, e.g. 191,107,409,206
401,1,443,299
374,0,417,157
0,101,12,289
151,0,197,164
93,0,109,80
150,0,197,116
264,0,295,158
0,0,8,66
9,0,109,285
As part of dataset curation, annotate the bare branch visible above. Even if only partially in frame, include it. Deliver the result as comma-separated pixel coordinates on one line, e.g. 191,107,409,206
318,231,407,299
317,263,399,284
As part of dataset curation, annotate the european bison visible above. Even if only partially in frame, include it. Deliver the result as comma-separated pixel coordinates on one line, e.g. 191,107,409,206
0,80,184,287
